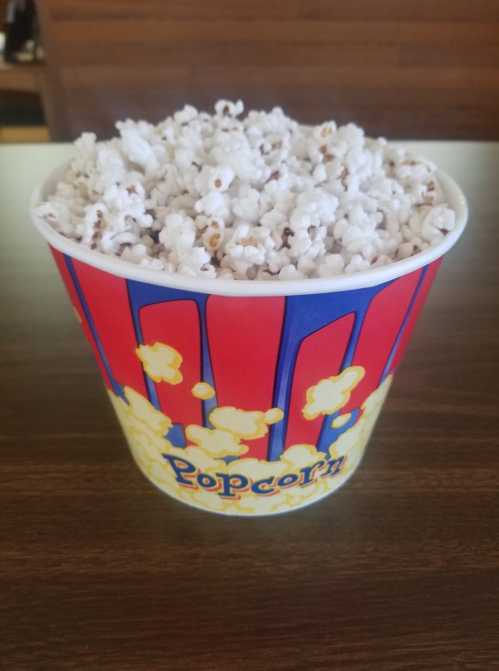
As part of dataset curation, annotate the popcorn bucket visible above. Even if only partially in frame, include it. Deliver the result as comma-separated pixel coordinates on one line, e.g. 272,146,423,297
31,165,467,516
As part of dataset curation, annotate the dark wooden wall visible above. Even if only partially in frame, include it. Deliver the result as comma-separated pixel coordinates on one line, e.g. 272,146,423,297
37,0,499,141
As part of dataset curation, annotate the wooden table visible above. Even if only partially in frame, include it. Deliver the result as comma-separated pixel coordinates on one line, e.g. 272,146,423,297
1,143,498,670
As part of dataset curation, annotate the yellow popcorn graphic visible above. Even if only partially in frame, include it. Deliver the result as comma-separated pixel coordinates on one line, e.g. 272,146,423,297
363,375,392,417
108,352,391,516
330,374,392,475
209,406,270,440
282,444,323,469
169,445,220,471
185,424,248,458
136,342,183,385
264,408,284,424
332,412,352,429
192,382,215,400
124,386,172,435
302,366,365,420
108,390,173,474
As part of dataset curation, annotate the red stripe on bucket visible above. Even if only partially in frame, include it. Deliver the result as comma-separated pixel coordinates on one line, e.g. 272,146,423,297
389,259,442,373
72,260,147,397
206,296,285,460
139,300,202,426
51,248,112,389
342,270,422,413
285,313,355,449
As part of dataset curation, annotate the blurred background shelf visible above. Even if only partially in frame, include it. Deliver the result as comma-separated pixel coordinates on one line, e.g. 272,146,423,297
0,62,49,142
0,0,48,142
0,123,48,141
0,60,43,92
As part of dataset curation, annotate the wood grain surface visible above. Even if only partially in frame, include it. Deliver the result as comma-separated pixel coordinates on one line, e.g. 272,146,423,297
1,142,499,670
35,0,499,141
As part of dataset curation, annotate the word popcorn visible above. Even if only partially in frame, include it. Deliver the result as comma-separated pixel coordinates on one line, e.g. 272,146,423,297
163,452,346,499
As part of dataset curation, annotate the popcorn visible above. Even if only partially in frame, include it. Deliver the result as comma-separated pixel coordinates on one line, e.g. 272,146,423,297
191,382,215,400
122,386,172,436
330,375,392,476
158,213,195,252
279,265,305,281
35,101,456,280
303,366,365,421
136,342,183,385
209,406,273,440
215,99,244,117
331,412,352,429
185,425,248,458
264,408,284,424
317,254,345,278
